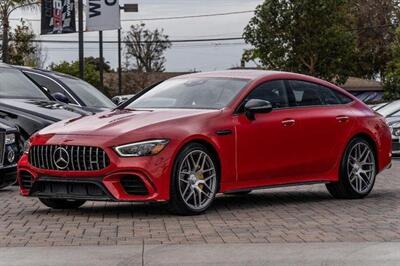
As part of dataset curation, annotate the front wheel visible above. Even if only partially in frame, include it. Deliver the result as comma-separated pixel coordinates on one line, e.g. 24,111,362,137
39,198,86,209
168,143,219,215
326,138,377,199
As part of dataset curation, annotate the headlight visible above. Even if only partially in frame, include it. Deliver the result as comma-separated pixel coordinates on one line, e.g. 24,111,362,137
114,139,169,157
5,134,16,145
391,122,400,137
23,140,31,154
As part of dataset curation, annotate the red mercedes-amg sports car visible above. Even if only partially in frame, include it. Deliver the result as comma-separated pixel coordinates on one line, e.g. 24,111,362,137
18,70,392,215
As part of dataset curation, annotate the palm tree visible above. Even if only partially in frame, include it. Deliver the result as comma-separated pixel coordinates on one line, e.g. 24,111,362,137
0,0,38,63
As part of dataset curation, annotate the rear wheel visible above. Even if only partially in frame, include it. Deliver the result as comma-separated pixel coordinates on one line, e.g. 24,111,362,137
39,198,86,209
326,138,377,199
168,143,219,215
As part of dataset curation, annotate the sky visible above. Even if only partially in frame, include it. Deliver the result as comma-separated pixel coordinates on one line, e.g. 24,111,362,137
10,0,263,71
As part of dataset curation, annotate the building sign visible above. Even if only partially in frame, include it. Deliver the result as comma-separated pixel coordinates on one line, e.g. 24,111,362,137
86,0,121,31
41,0,76,34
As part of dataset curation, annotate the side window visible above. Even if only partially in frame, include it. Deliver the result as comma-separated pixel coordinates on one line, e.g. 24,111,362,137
25,72,77,104
245,80,289,109
332,90,353,104
288,80,344,106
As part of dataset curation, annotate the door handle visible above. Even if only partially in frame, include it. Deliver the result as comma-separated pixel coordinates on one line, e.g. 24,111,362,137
336,115,349,123
282,119,296,127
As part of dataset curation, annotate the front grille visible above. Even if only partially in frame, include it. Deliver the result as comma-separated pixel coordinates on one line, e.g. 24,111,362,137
0,132,5,166
20,171,33,189
120,176,148,195
30,179,112,201
29,145,110,171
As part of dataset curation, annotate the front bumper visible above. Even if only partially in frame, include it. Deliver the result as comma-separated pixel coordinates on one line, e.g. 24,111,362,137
17,135,176,202
392,137,400,155
0,164,17,188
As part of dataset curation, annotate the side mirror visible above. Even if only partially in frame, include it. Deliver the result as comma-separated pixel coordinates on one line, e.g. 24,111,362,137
244,99,273,120
52,92,70,104
112,97,121,105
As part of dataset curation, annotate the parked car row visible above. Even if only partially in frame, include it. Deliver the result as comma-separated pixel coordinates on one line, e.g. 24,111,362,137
372,100,400,155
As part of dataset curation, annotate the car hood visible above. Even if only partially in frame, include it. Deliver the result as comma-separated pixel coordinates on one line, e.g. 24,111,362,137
386,116,400,126
0,98,91,122
39,108,221,136
0,118,17,132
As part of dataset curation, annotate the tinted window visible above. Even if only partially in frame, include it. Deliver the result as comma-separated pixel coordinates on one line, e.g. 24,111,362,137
245,80,288,108
0,68,48,99
288,80,347,106
128,78,249,109
25,72,78,104
57,75,116,108
333,90,353,104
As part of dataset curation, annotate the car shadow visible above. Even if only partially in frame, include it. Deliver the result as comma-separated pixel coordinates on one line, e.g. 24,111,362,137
29,188,392,217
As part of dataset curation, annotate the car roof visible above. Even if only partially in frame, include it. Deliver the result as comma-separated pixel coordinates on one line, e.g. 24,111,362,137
172,70,337,85
173,70,283,80
14,66,80,81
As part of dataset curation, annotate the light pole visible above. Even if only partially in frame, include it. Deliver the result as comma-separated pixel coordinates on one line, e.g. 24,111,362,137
118,4,138,95
99,31,104,91
78,0,84,79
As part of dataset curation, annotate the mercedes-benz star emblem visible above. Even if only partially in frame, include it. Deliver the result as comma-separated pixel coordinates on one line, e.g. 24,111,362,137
53,147,70,170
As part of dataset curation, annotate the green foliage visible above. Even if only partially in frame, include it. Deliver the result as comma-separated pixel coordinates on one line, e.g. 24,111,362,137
50,58,111,96
124,23,172,72
243,0,356,84
350,0,400,79
0,0,39,62
8,20,42,67
384,28,400,100
84,56,112,73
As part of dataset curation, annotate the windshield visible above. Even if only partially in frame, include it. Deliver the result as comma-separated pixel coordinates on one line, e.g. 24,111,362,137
0,68,48,99
57,75,115,108
127,78,249,109
377,100,400,117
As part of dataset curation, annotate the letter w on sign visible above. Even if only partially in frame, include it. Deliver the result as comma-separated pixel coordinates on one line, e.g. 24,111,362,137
86,0,120,31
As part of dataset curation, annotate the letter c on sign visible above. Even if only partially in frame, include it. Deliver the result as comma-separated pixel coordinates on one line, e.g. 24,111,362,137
105,0,117,6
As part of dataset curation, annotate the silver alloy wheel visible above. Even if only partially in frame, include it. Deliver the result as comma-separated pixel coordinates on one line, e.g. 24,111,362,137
178,150,217,210
347,142,376,194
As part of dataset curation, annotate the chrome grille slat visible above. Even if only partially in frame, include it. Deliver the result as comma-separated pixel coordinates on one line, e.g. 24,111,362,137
89,147,92,170
0,132,5,166
70,146,75,171
28,145,110,171
49,145,54,170
45,146,49,169
96,148,100,170
37,146,40,168
83,147,87,171
77,146,81,171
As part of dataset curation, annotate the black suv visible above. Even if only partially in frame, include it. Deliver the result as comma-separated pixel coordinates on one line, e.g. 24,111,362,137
0,119,19,188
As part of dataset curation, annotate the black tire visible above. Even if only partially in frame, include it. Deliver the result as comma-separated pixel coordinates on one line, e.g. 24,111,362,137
39,198,86,209
224,190,252,196
326,137,377,199
168,143,219,215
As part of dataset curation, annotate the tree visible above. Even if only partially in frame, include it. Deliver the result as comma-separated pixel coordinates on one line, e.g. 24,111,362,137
7,20,44,67
124,23,172,72
84,56,112,73
350,0,400,79
0,0,38,63
243,0,356,84
50,58,110,95
383,27,400,100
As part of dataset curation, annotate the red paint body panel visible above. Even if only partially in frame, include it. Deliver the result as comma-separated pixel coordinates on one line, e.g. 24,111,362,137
17,71,392,202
